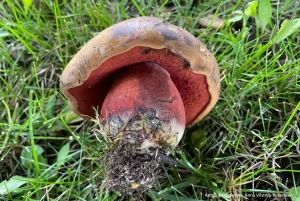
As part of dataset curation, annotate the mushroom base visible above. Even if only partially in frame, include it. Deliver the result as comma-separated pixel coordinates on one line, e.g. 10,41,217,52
103,141,161,196
99,62,184,195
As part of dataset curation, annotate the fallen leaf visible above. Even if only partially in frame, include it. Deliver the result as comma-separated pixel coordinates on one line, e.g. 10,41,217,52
199,15,225,29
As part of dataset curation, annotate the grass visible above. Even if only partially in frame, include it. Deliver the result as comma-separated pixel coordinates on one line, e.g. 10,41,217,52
0,0,299,200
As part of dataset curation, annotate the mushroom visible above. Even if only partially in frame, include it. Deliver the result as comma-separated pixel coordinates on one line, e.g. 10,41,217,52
60,17,220,195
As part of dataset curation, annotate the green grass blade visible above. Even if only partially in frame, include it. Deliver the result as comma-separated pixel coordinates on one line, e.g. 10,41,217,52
29,90,41,175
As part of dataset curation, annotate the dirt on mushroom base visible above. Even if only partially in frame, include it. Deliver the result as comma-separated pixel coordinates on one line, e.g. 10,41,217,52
102,140,162,196
99,106,177,196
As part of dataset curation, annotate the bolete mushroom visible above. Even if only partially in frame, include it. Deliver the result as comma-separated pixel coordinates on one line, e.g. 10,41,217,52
60,17,220,195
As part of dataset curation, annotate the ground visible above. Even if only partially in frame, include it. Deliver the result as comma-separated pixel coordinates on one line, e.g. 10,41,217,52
0,0,300,201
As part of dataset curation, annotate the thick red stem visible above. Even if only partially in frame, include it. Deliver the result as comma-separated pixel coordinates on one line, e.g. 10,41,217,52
100,62,185,148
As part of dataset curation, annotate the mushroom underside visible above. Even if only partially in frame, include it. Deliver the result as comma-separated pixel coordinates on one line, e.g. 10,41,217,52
68,46,210,126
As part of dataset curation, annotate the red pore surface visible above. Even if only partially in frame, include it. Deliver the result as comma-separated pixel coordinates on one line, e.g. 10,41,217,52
68,47,210,125
100,62,185,128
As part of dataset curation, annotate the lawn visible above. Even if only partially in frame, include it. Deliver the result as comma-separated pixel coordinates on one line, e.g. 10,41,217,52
0,0,300,200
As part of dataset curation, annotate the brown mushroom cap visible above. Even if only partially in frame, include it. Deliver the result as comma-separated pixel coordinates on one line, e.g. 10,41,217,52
60,16,220,126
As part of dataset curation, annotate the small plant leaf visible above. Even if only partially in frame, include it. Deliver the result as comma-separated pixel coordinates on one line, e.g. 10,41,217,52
21,145,45,169
45,96,56,118
0,176,28,195
229,11,244,22
272,18,300,45
35,145,44,155
21,147,32,169
258,0,272,32
191,129,206,150
288,187,300,201
38,155,48,169
56,143,70,167
0,31,10,38
244,1,258,17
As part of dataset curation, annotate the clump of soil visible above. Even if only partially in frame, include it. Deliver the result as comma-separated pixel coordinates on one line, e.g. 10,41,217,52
103,141,161,195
